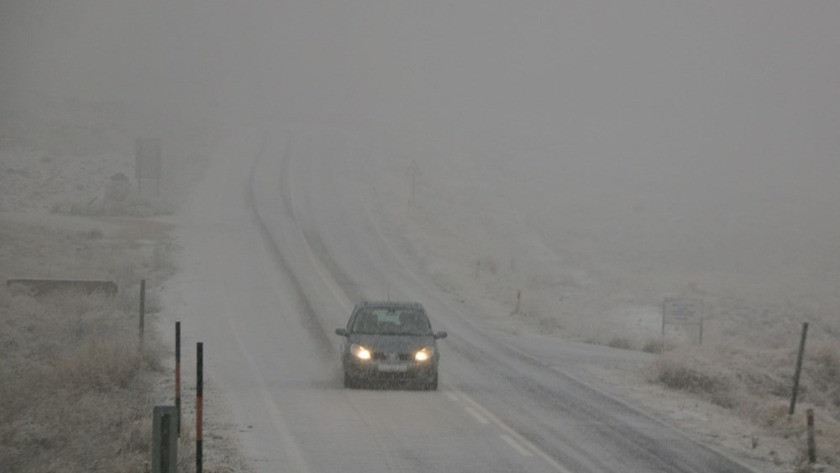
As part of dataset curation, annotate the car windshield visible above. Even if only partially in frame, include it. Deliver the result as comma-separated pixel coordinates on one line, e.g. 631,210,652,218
351,307,432,335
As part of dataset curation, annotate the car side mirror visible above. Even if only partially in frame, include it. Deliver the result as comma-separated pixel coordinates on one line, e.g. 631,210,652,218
435,331,447,339
335,328,348,337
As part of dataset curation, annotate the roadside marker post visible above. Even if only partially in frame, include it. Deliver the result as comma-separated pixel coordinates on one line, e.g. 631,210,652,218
175,322,181,436
196,342,204,473
789,322,809,416
139,279,146,349
807,408,817,464
152,406,178,473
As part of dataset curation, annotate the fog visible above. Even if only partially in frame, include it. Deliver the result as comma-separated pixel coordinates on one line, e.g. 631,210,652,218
3,0,840,305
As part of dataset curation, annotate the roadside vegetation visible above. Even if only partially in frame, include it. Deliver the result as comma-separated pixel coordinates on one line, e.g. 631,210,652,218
0,216,168,472
1,105,244,472
372,148,840,472
648,304,840,471
510,270,840,471
507,267,840,471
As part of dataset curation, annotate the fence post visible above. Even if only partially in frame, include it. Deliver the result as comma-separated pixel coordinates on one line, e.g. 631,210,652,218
175,321,181,436
139,279,146,349
789,322,809,416
807,408,816,464
196,342,204,473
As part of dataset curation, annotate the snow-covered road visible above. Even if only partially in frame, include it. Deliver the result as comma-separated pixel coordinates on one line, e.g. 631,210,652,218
164,126,762,472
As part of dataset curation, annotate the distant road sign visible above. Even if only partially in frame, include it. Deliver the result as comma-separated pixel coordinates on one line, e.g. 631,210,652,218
663,298,703,325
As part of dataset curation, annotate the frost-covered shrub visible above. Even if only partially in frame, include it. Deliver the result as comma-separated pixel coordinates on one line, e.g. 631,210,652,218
607,336,634,350
652,356,731,397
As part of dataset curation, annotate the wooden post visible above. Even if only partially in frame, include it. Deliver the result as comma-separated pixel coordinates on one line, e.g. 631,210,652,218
789,322,809,416
196,342,203,473
807,408,816,464
139,279,146,349
175,322,181,436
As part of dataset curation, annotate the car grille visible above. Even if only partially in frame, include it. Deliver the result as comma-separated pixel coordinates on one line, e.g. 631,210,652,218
373,352,412,361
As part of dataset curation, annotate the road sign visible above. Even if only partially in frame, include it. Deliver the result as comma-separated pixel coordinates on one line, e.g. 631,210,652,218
663,298,703,324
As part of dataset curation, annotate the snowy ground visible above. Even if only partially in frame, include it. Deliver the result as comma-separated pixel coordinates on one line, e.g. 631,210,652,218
352,131,840,472
0,141,248,472
3,126,837,472
6,2,839,471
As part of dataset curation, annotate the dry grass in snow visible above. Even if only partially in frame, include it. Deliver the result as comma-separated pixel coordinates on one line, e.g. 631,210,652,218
0,287,160,472
364,140,840,472
1,129,244,472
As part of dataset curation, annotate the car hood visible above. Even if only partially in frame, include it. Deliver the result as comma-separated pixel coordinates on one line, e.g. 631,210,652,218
348,334,435,352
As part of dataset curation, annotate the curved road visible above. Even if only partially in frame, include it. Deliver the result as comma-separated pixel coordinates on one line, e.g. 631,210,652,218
166,126,764,473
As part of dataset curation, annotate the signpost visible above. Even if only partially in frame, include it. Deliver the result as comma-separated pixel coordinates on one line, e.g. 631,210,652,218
662,298,704,344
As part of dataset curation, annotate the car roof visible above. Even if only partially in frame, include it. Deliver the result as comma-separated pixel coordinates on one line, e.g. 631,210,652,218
353,301,425,312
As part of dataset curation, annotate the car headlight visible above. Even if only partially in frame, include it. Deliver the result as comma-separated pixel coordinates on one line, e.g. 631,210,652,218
414,347,435,362
350,344,372,360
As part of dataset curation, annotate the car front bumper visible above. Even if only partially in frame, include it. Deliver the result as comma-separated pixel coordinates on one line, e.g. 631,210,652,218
344,357,437,382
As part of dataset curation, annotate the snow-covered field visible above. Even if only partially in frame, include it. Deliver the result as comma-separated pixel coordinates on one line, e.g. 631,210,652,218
2,120,837,471
0,135,248,472
4,1,839,470
349,131,840,471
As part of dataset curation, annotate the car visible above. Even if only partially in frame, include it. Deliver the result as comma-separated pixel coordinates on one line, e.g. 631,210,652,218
335,301,447,390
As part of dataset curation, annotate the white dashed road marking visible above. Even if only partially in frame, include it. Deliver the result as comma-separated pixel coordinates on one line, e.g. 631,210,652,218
500,434,534,457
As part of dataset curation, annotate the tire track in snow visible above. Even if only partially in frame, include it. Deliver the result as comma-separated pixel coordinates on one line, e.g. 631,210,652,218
246,133,336,362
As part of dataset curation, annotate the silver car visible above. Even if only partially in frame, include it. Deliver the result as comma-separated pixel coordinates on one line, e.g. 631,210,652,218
335,301,447,390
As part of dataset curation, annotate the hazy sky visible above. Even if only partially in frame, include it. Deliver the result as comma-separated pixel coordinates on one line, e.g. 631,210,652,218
5,1,839,135
3,1,839,299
